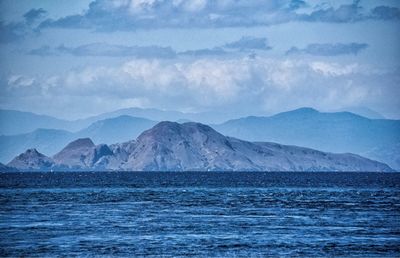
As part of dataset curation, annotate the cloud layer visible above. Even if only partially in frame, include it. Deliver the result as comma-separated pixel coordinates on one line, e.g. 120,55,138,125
224,37,272,51
23,8,47,24
1,0,399,119
1,1,399,44
34,0,400,31
286,43,368,56
28,37,272,57
29,43,177,58
2,56,398,118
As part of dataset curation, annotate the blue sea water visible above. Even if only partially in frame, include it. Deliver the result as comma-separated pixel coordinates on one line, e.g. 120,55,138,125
0,172,399,257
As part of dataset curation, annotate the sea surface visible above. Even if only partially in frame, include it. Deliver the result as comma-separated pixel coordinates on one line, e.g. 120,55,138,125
1,171,400,257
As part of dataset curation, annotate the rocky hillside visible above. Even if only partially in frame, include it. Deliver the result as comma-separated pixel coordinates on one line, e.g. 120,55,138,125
7,122,393,172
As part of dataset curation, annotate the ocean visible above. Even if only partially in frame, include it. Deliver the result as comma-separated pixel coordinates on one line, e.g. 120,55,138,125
1,171,399,257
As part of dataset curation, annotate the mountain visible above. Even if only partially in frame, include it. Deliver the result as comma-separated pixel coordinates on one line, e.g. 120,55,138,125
79,107,187,124
0,162,17,172
2,108,399,169
76,115,157,144
52,138,114,170
53,138,95,167
8,121,392,172
78,107,236,125
0,128,75,163
333,107,386,119
363,143,400,170
8,149,55,171
0,108,186,136
213,108,400,170
0,116,156,163
0,107,233,137
0,109,73,135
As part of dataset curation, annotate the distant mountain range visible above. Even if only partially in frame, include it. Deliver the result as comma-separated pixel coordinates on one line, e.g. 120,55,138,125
77,115,157,144
0,116,157,163
332,107,386,119
0,107,235,135
213,108,400,169
6,122,392,172
0,109,75,135
0,106,386,136
1,107,399,170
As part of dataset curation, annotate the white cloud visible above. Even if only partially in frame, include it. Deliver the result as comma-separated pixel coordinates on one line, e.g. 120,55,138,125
3,56,399,118
7,75,35,89
310,62,359,77
35,0,400,32
182,0,207,12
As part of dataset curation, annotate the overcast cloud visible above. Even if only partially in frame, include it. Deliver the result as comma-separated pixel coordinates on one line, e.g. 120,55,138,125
0,0,399,119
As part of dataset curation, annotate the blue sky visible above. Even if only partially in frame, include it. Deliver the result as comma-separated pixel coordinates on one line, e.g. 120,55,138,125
0,0,399,119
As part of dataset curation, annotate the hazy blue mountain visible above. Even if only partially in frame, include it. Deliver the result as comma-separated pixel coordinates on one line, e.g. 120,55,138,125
0,109,73,135
0,116,156,163
212,108,400,169
2,107,399,169
77,107,235,124
79,107,187,124
76,115,157,144
0,162,17,172
0,128,74,163
334,107,386,119
0,108,234,135
0,108,179,136
364,143,400,171
8,121,392,172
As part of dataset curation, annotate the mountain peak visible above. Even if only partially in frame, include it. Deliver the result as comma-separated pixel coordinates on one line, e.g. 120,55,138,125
290,107,319,114
24,148,41,155
63,138,95,150
139,121,220,141
138,121,183,139
53,138,97,169
152,121,181,130
7,148,54,171
270,107,320,119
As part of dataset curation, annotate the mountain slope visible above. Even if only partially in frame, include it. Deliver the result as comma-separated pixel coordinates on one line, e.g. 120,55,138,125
8,122,392,172
333,107,386,119
8,149,54,171
0,129,75,163
77,107,234,124
0,115,157,163
0,162,17,172
76,115,157,144
213,108,400,169
114,122,391,172
0,108,170,136
52,138,113,170
0,109,73,135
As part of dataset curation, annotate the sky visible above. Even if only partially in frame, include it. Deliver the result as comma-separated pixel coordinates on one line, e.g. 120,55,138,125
0,0,399,120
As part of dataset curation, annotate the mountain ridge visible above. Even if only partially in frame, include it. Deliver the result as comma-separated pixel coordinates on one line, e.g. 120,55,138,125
213,109,400,169
1,107,399,169
6,121,393,172
0,115,157,163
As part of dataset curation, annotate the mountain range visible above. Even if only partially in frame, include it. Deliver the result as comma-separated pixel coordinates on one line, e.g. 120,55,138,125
0,106,387,136
6,122,392,172
0,116,157,163
1,107,399,170
212,108,400,169
0,107,235,136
